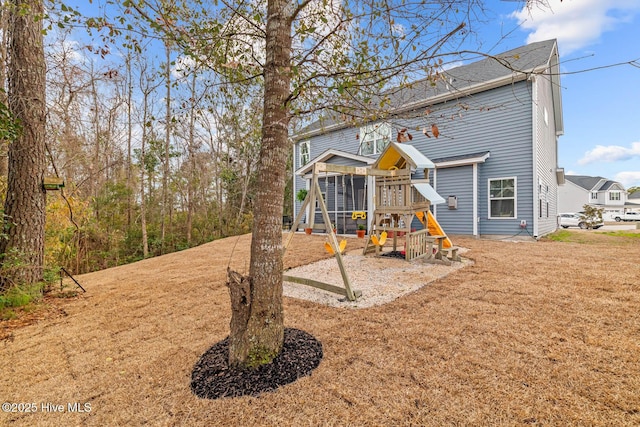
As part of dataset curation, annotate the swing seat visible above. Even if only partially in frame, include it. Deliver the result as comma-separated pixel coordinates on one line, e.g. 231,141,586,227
324,239,347,254
371,231,387,246
352,211,367,220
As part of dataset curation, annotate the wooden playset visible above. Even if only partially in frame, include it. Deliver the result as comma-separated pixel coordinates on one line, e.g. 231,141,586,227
283,142,460,301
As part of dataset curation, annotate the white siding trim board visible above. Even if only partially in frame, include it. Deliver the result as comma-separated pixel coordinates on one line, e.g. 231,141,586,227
473,163,478,236
532,75,539,237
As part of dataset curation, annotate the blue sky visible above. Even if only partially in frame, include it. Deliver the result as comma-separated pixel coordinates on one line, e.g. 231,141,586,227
64,0,640,188
477,0,640,188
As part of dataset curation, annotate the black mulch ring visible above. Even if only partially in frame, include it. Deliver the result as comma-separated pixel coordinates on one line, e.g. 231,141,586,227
191,328,323,399
380,250,406,259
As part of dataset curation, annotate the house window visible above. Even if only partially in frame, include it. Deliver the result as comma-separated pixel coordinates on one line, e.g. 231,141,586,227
609,192,621,201
591,192,598,200
299,140,310,167
489,177,516,218
359,123,391,155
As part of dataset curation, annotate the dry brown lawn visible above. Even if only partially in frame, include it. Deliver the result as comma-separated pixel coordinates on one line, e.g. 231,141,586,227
1,231,639,426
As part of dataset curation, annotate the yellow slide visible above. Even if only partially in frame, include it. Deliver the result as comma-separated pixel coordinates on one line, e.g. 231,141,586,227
416,211,452,248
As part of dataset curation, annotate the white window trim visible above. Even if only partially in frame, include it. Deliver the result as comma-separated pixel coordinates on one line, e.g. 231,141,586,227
488,176,517,219
609,191,621,201
299,140,310,168
359,122,391,155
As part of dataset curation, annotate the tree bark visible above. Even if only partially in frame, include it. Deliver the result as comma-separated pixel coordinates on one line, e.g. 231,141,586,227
0,0,47,290
227,0,292,368
0,5,10,180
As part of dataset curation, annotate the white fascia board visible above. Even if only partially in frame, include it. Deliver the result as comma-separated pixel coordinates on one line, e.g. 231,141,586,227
434,152,490,168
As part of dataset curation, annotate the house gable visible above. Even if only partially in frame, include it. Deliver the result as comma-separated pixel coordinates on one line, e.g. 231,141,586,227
292,40,564,238
565,175,607,191
295,39,562,141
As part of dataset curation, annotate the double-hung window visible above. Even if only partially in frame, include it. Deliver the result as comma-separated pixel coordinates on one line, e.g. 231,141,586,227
489,177,516,218
609,191,621,201
299,141,310,167
359,123,391,155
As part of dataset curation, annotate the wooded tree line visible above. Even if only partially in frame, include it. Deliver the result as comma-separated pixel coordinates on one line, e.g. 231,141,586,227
1,0,550,370
1,2,279,277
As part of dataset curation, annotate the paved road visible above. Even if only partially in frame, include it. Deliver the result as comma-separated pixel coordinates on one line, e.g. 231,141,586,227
600,222,639,231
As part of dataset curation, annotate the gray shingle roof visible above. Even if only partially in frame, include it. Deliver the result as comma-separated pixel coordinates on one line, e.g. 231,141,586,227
298,39,558,137
391,39,557,108
565,175,614,191
565,175,602,191
599,180,619,191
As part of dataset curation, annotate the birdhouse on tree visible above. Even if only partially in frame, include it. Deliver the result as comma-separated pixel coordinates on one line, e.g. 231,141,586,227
43,177,65,191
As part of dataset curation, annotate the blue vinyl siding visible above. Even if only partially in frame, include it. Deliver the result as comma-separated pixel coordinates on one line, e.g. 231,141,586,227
434,167,474,234
406,82,534,236
534,72,561,236
294,128,358,213
295,79,555,237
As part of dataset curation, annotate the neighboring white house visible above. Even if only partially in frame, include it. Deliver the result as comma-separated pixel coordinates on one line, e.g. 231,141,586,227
558,175,632,220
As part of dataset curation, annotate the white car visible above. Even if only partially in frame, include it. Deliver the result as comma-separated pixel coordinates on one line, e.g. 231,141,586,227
558,212,604,229
613,212,640,222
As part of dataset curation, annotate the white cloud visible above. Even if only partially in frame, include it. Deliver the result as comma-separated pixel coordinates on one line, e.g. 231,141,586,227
511,0,640,54
440,60,465,71
578,142,640,164
614,171,640,188
172,56,196,79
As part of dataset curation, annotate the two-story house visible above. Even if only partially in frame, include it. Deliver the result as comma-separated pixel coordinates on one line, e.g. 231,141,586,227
293,39,565,238
558,175,632,220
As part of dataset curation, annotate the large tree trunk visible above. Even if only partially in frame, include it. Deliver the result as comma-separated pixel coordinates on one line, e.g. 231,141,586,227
0,5,10,180
227,0,292,368
0,0,47,290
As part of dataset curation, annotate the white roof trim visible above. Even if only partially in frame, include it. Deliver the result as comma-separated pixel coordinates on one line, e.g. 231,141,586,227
434,152,490,168
295,149,375,176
